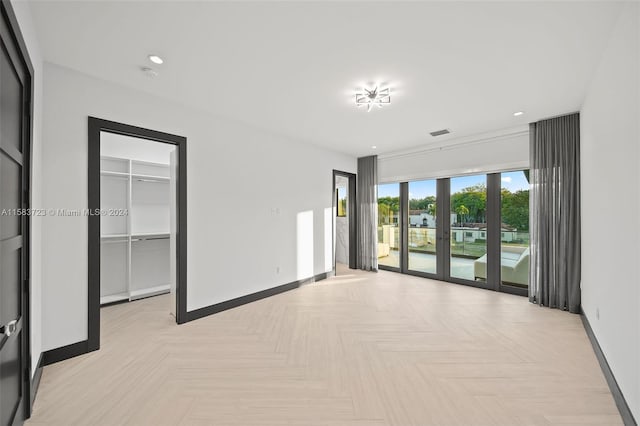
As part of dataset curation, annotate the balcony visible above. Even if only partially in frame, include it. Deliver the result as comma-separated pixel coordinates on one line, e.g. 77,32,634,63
377,225,529,285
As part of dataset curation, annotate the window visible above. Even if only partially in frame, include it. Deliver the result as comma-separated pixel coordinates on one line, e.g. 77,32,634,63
336,187,347,217
378,170,528,297
378,183,400,269
450,174,487,281
407,179,438,274
500,170,530,289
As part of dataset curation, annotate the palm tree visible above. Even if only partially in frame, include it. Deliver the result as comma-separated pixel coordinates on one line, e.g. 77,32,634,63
455,205,469,224
427,202,436,220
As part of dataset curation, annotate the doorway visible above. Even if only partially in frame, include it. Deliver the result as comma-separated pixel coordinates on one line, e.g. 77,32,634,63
332,170,356,273
0,2,33,423
87,118,187,353
378,170,530,296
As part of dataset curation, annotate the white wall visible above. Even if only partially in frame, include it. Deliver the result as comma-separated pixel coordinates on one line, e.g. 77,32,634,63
11,0,44,377
41,62,355,350
581,3,639,420
378,128,529,183
101,132,175,165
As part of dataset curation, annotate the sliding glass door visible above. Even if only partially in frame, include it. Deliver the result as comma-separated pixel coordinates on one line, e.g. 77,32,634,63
407,180,438,275
378,183,400,270
448,174,487,282
377,171,529,296
499,170,530,290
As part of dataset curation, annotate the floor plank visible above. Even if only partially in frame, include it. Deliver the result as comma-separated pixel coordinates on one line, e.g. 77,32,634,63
28,267,622,425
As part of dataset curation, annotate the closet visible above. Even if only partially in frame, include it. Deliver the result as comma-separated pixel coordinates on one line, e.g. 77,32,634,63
100,156,172,305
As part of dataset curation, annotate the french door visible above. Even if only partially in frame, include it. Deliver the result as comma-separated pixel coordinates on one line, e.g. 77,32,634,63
0,3,32,423
378,171,529,296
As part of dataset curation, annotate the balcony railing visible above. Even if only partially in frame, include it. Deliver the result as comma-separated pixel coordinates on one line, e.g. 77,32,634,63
378,225,529,258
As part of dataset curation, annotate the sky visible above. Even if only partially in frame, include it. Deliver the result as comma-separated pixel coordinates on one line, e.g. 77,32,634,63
378,170,529,199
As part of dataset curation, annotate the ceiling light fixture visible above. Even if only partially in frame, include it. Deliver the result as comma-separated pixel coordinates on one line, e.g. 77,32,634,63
371,145,377,149
513,111,524,116
148,55,164,65
355,84,391,112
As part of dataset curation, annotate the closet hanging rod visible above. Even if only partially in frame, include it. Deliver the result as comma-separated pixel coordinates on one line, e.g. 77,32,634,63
135,178,168,183
131,236,170,242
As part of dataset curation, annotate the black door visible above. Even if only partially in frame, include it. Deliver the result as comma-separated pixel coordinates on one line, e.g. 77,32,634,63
0,5,30,424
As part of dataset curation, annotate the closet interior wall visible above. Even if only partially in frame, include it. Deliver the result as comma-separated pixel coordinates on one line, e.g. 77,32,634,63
100,135,175,305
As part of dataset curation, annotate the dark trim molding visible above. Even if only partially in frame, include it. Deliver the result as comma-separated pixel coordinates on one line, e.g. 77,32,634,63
399,182,408,273
184,272,330,323
1,0,34,421
581,312,637,426
30,352,43,409
88,118,189,343
486,173,501,290
42,341,89,366
332,170,357,271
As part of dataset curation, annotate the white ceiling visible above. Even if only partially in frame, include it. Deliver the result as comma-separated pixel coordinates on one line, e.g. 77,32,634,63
27,1,623,157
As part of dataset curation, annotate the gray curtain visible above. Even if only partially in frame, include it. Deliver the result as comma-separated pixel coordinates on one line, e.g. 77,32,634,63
529,113,581,313
357,155,378,271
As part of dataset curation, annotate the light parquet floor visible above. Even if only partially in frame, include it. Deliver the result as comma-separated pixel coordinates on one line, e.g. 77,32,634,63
27,267,622,425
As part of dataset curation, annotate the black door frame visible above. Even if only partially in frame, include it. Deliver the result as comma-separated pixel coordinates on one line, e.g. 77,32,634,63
332,170,357,271
401,180,445,281
0,0,34,421
87,118,188,353
440,174,496,291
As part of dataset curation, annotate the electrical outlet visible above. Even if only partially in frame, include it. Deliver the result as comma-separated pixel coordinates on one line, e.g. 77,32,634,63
596,308,600,320
276,266,280,274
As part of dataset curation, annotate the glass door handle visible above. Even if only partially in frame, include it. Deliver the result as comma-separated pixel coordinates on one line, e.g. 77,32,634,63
0,319,17,337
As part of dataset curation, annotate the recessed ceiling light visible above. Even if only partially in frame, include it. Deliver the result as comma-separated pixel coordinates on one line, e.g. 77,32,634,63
513,111,524,116
371,145,377,149
148,55,164,65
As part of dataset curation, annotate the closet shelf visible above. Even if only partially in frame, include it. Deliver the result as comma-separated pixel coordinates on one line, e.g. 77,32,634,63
101,234,128,240
131,173,170,182
101,171,130,178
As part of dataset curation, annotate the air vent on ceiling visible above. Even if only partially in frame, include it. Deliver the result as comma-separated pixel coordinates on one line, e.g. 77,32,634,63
429,129,451,137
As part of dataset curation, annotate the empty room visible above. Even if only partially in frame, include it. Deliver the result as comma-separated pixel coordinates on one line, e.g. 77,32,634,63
0,1,638,425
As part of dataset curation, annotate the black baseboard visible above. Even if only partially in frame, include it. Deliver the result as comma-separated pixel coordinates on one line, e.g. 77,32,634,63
183,272,329,323
42,340,90,366
30,352,43,410
581,312,637,426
